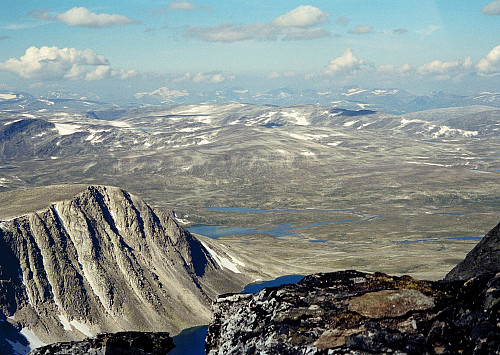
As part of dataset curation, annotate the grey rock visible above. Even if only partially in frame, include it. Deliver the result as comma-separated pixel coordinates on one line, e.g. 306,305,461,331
206,270,500,354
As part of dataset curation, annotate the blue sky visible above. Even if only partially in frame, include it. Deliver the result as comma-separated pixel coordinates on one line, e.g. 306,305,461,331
0,1,499,101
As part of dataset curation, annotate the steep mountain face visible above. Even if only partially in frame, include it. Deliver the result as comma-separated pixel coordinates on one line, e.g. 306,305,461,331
445,220,500,281
0,185,246,352
206,221,500,354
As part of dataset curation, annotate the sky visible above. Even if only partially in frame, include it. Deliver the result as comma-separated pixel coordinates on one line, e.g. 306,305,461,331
0,1,499,102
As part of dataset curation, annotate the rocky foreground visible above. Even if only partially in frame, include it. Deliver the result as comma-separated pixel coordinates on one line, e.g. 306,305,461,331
206,221,500,354
29,332,175,355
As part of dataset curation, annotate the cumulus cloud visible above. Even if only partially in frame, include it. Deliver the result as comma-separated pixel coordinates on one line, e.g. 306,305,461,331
192,72,228,83
186,5,330,42
418,60,462,75
377,63,411,74
165,1,205,11
348,25,372,35
34,7,139,28
324,48,365,75
477,45,500,76
271,5,330,27
267,71,296,79
0,46,137,81
482,1,500,15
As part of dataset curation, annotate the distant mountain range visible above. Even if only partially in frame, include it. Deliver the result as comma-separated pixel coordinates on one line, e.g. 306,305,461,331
1,88,500,114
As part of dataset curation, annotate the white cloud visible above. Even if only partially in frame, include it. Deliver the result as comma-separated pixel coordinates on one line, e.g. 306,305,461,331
165,1,203,11
418,60,462,74
378,63,411,74
271,5,330,27
163,1,210,12
482,1,500,15
324,48,365,75
281,27,330,40
186,5,330,42
463,57,473,68
37,7,139,28
186,23,277,42
193,72,227,83
267,71,296,79
477,45,500,76
267,71,281,79
416,25,440,36
171,73,192,83
0,46,137,81
348,25,372,35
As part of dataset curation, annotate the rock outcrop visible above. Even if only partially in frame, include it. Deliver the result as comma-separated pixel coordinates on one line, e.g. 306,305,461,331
445,220,500,281
28,331,175,355
206,221,500,354
0,185,246,352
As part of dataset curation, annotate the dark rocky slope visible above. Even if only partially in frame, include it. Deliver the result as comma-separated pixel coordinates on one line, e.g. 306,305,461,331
0,185,247,352
206,221,500,354
29,332,175,355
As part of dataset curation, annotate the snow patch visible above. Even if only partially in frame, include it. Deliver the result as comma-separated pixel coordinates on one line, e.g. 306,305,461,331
108,120,131,128
407,161,451,167
109,209,121,232
200,241,244,273
70,320,92,337
342,89,367,96
53,123,81,136
281,111,309,126
300,151,316,156
4,119,22,126
58,315,92,336
58,314,72,331
357,122,373,130
6,328,45,355
327,141,342,146
179,127,202,132
343,120,358,127
21,113,36,118
0,93,17,100
54,112,70,117
38,99,54,106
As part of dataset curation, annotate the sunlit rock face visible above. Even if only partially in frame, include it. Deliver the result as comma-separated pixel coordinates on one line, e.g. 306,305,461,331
206,220,500,354
0,185,243,350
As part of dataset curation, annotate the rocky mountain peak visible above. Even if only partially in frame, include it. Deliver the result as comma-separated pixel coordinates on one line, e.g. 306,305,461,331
0,185,246,353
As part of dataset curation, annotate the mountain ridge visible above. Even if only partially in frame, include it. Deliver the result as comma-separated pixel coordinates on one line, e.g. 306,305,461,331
0,185,249,354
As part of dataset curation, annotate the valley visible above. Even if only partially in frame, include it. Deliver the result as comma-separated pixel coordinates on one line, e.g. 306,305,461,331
1,99,499,281
1,93,500,352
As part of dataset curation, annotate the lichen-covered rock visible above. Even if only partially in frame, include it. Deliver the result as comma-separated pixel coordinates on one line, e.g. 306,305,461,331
28,331,175,355
206,270,500,354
